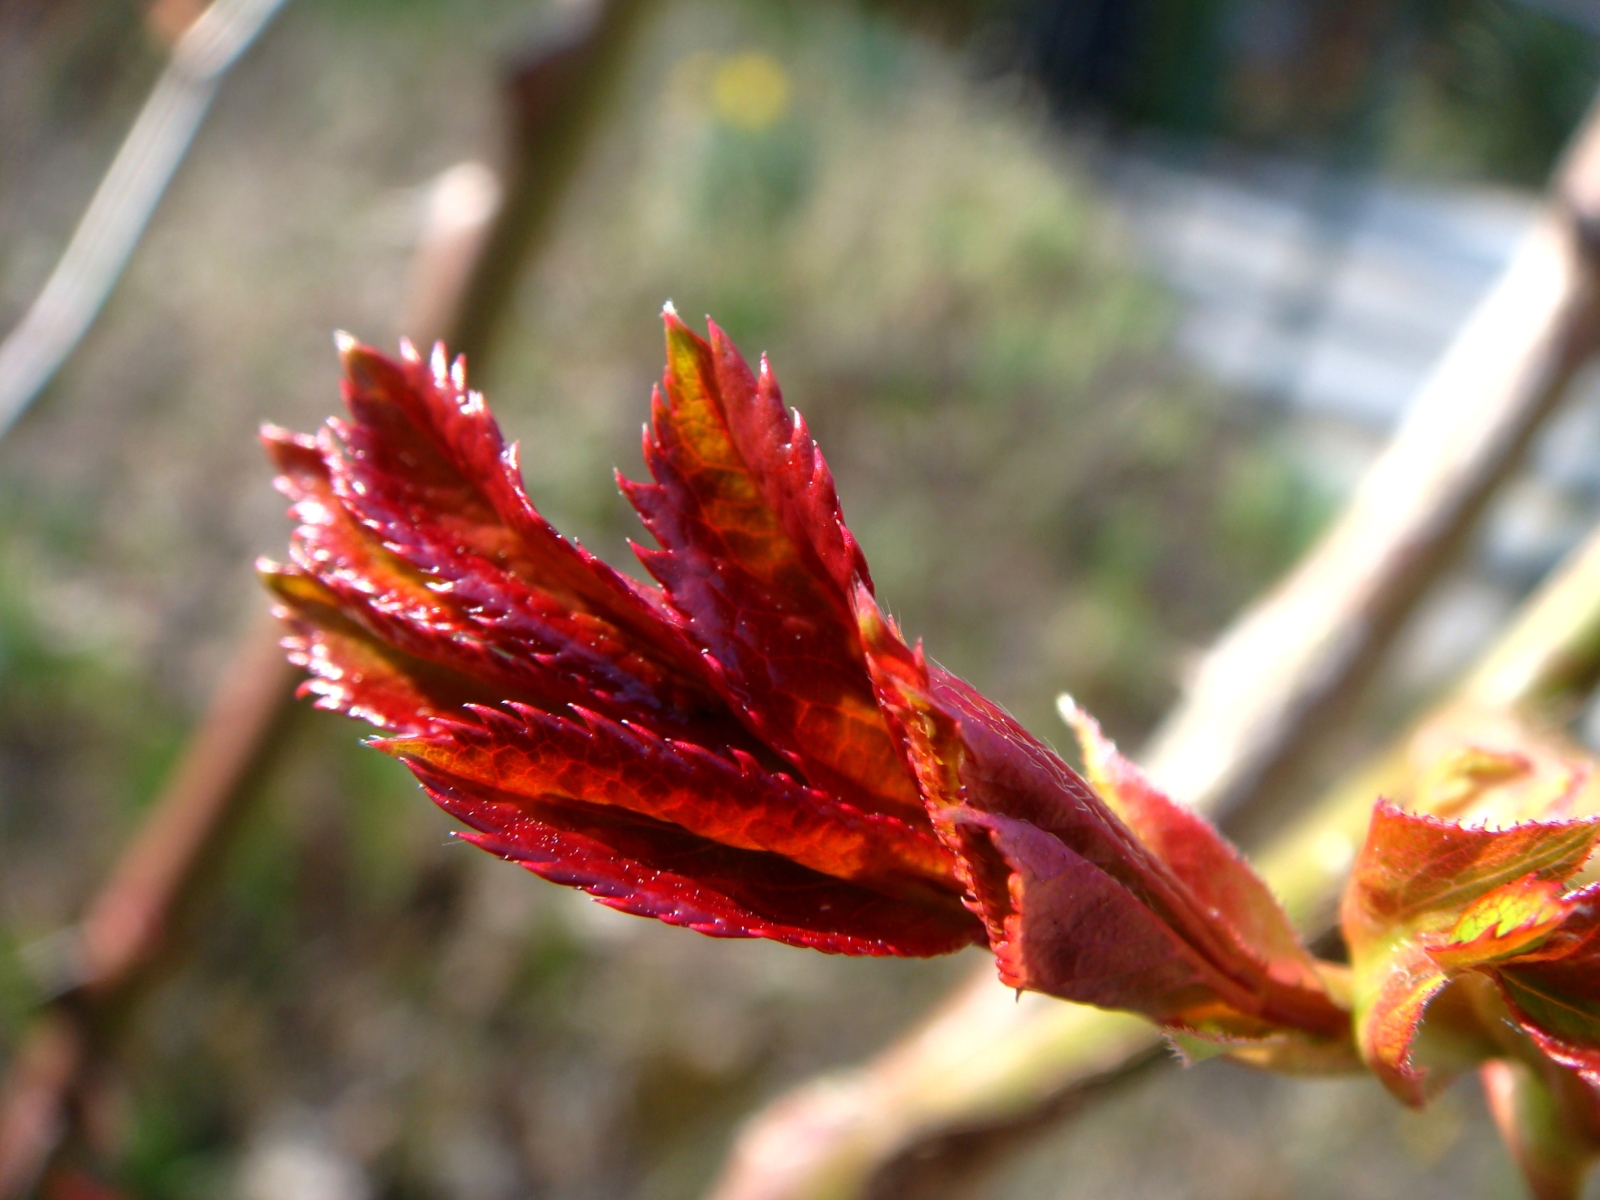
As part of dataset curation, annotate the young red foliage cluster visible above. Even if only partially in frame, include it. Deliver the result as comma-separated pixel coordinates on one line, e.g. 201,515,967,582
259,310,1345,1044
1341,738,1600,1102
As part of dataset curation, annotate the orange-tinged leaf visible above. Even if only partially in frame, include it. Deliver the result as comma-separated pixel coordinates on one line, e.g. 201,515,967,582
261,561,503,734
1424,875,1572,970
1347,801,1600,933
624,313,920,822
1351,937,1453,1104
1343,801,1600,1101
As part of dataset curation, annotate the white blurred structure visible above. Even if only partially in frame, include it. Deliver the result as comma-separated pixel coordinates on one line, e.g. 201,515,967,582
1106,146,1600,689
1108,153,1539,427
238,1115,372,1200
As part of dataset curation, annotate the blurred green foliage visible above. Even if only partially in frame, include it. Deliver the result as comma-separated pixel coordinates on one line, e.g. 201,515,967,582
1408,0,1600,181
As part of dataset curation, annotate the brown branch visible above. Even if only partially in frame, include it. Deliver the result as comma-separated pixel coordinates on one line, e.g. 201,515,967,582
0,1017,86,1200
72,615,297,998
444,0,649,367
703,89,1600,1200
0,615,295,1199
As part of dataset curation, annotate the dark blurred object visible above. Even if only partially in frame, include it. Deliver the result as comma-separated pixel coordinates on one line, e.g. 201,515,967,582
1010,0,1599,181
39,1166,131,1200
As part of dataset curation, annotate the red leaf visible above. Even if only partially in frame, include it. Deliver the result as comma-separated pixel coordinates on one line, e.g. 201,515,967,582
266,347,750,750
416,764,978,956
1060,697,1327,996
263,313,1354,1003
381,703,961,895
333,338,692,655
263,323,978,956
623,312,921,822
262,561,503,734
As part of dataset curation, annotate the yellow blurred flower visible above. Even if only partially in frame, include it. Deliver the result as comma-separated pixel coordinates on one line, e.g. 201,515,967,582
711,52,792,131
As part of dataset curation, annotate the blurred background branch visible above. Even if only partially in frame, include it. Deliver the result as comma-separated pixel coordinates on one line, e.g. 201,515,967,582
1140,88,1600,828
0,0,289,442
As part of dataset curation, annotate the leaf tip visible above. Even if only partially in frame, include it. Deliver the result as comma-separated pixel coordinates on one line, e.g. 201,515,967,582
1055,692,1084,730
332,329,358,355
1056,691,1111,773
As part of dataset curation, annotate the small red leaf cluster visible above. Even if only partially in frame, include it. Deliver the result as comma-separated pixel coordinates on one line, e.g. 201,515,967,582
260,310,1343,1043
1343,756,1600,1102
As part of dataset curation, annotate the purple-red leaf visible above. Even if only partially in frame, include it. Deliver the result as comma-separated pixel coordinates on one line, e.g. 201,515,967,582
1060,698,1327,996
950,805,1241,1020
853,584,1345,1037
